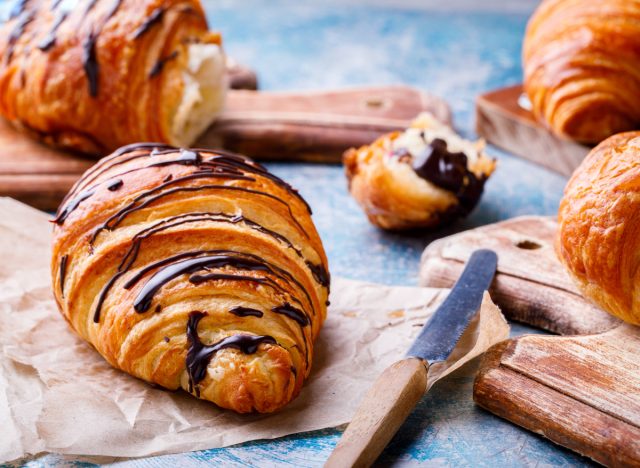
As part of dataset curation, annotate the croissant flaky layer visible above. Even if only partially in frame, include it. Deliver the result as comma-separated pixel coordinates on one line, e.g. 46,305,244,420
523,0,640,144
0,0,226,155
557,132,640,326
51,144,330,413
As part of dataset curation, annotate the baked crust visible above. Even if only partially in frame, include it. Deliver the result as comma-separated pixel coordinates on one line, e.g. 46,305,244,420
0,0,226,155
51,144,329,413
557,131,640,325
523,0,640,144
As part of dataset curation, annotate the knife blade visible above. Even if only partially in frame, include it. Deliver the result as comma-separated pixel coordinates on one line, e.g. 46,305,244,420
325,249,498,468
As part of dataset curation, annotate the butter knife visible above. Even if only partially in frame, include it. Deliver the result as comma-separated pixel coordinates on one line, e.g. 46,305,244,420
325,249,498,468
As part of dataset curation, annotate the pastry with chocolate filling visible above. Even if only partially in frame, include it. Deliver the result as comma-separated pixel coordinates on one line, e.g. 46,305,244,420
344,113,496,230
0,0,227,155
51,143,329,413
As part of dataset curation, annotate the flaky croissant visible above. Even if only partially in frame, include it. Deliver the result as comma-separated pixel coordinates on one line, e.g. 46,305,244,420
557,131,640,326
0,0,226,155
523,0,640,144
344,113,495,231
51,143,330,413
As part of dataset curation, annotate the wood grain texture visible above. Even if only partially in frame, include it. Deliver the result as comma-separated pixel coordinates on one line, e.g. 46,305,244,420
325,358,428,468
474,325,640,467
0,85,448,211
476,85,590,177
420,216,619,336
420,215,640,465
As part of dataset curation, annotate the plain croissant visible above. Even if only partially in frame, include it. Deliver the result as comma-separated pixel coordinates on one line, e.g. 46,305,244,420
523,0,640,144
51,143,330,413
0,0,226,155
557,131,640,326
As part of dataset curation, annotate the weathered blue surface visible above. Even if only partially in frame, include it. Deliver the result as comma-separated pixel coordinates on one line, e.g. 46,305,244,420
15,1,595,466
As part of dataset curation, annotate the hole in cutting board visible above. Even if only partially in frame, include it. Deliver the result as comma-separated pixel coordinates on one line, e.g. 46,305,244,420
515,239,542,250
363,96,389,110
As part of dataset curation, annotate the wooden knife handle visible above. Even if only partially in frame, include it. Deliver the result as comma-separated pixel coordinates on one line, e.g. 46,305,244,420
325,358,429,468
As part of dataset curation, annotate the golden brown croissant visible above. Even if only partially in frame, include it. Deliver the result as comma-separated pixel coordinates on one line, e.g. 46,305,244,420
523,0,640,144
344,113,495,231
557,131,640,326
0,0,226,155
50,143,330,413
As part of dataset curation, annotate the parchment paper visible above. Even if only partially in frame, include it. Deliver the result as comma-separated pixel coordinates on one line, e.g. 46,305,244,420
0,198,509,463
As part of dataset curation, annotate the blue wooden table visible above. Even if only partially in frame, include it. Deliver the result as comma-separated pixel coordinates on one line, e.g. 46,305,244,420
21,1,596,466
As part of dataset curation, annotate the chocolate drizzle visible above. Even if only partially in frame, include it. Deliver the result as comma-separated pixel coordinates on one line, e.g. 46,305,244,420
186,311,276,396
133,6,164,39
229,306,264,318
6,10,33,62
272,303,309,326
59,254,68,297
38,3,70,51
6,0,28,21
53,188,95,224
149,51,178,78
82,0,123,97
131,253,290,313
410,138,488,216
107,178,123,191
305,261,330,288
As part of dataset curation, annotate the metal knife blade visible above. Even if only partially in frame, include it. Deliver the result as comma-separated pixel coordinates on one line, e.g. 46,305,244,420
407,249,497,364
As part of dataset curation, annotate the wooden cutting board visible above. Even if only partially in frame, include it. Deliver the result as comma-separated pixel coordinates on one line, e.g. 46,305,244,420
476,85,590,177
0,85,448,212
420,216,640,467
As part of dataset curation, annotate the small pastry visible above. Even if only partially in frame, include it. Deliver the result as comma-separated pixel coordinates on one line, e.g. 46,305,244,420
523,0,640,144
51,143,330,413
0,0,227,155
557,131,640,326
344,113,495,231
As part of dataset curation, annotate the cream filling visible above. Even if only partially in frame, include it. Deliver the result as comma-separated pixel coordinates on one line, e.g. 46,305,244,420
171,43,228,146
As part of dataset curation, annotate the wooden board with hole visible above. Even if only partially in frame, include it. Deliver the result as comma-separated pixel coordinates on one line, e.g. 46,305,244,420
0,85,449,212
476,85,590,177
419,215,640,466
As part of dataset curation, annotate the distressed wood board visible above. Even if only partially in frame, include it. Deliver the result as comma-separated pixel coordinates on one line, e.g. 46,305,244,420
0,85,448,212
476,85,591,177
420,216,639,466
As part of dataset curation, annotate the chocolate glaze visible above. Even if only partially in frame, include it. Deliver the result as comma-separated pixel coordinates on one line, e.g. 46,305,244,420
410,138,487,216
272,303,309,326
186,311,276,395
81,0,123,96
305,261,330,288
107,179,123,191
6,10,33,62
133,6,164,39
149,51,178,78
148,149,201,167
59,254,68,297
133,253,279,313
81,33,99,96
230,306,264,318
38,9,67,51
53,188,95,224
7,0,28,21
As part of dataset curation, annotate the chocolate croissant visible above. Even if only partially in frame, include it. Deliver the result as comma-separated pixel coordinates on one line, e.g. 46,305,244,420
344,113,495,231
557,131,640,326
50,144,330,413
523,0,640,144
0,0,226,155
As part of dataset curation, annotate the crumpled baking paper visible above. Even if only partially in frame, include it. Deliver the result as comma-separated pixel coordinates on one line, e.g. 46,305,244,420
0,197,509,463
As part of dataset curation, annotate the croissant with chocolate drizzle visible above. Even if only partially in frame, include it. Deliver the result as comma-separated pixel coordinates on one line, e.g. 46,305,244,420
51,144,329,413
344,113,496,231
0,0,226,155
